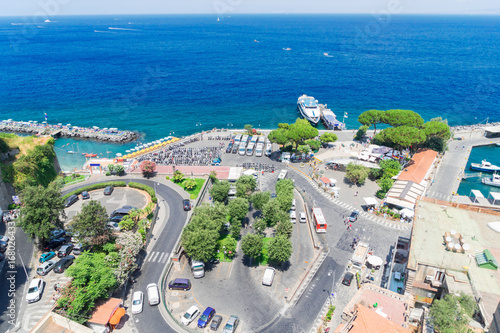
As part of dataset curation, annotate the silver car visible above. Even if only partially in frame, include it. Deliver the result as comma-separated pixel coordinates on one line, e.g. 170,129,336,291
223,315,239,333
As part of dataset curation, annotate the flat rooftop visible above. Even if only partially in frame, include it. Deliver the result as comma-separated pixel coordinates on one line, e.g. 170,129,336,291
410,200,500,323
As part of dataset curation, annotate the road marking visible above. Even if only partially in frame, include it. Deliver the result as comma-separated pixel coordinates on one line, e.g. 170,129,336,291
150,252,160,262
157,252,167,263
161,253,169,263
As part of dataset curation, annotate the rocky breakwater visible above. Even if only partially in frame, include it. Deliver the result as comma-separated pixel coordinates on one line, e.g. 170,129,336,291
0,120,139,143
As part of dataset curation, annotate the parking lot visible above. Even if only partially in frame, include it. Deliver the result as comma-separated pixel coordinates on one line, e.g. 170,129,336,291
22,187,149,331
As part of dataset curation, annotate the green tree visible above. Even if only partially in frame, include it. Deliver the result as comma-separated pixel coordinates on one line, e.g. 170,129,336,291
384,109,424,128
297,145,310,154
379,159,402,179
13,144,58,190
114,164,125,176
228,197,249,222
220,236,237,258
277,123,290,129
209,171,218,183
262,200,283,227
354,125,369,141
241,233,264,261
118,215,135,231
429,293,477,333
235,175,257,198
379,126,427,150
422,120,451,141
250,192,270,210
229,222,242,239
268,128,290,146
172,170,184,183
275,179,294,195
358,110,386,134
319,132,338,143
253,218,267,234
288,118,319,149
423,136,446,153
182,228,220,262
345,163,369,185
18,183,65,243
244,124,253,134
71,200,110,245
377,178,394,193
276,192,294,212
184,177,197,190
140,160,156,178
305,139,321,151
275,220,293,238
268,236,292,263
209,181,230,202
56,252,117,323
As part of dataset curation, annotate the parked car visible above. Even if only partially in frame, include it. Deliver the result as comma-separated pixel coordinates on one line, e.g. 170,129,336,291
81,191,90,199
225,142,233,153
57,244,74,258
131,291,144,314
50,229,66,239
26,278,44,303
53,256,75,273
342,272,354,286
107,222,121,231
43,237,66,251
109,215,124,223
210,315,223,331
73,243,91,255
39,252,56,263
348,210,360,222
181,305,200,326
0,244,6,253
0,235,10,243
198,307,216,328
147,283,160,305
168,278,191,291
291,199,296,211
290,211,297,223
64,195,78,207
36,259,57,276
222,315,239,333
110,206,135,218
103,186,114,195
299,212,307,223
183,199,192,211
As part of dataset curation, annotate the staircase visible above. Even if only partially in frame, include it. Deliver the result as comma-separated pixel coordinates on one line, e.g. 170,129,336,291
405,272,415,295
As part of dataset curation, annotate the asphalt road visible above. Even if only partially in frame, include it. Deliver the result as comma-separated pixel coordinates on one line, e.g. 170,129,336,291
0,219,35,332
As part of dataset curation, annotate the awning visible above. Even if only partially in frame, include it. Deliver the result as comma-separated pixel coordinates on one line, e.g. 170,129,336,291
385,197,415,210
367,256,383,267
109,307,126,326
400,208,415,218
363,197,378,206
319,177,331,184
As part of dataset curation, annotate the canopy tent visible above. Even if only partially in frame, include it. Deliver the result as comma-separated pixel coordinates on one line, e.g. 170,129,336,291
400,208,415,218
367,256,383,267
385,180,425,210
488,192,500,205
363,197,378,206
470,190,484,203
243,169,257,176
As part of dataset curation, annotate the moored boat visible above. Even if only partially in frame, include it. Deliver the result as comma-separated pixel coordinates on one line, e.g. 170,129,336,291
482,173,500,187
470,160,500,173
297,95,321,125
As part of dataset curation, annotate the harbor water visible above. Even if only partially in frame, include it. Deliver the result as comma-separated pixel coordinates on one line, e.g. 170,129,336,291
457,145,500,197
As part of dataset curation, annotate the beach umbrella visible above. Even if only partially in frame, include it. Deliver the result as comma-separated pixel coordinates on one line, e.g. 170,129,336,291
57,123,62,126
126,150,131,153
116,153,122,157
42,121,47,124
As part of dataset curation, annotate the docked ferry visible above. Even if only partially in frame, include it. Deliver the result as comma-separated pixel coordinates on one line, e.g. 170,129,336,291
297,95,321,125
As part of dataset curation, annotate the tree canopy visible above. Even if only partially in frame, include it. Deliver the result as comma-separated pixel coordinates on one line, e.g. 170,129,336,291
268,118,318,149
227,197,249,222
241,233,264,260
209,181,230,202
18,183,65,243
262,199,288,227
235,175,257,198
70,200,110,246
319,132,338,143
345,163,369,185
375,126,427,150
268,236,292,263
140,160,156,178
357,110,386,134
429,293,477,333
384,109,424,128
250,191,270,211
10,143,57,190
422,120,451,141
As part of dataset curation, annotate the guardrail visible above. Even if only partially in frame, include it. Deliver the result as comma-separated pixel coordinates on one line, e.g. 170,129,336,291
145,203,160,247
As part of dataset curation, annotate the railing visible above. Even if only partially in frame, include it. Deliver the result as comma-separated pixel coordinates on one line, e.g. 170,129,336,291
145,204,160,247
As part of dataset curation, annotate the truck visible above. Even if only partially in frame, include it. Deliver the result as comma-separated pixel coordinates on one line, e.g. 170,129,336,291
351,242,369,271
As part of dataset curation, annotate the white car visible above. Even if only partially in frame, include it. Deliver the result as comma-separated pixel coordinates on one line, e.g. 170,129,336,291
26,278,44,303
131,291,144,314
291,199,296,211
0,235,9,243
299,212,307,223
290,211,297,223
181,305,200,326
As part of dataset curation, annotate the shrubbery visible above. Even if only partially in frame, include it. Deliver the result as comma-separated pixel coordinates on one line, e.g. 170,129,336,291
128,182,158,203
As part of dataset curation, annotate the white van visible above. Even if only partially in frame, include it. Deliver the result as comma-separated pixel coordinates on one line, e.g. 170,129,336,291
277,170,288,180
241,135,249,144
262,267,276,286
238,145,246,156
147,283,160,306
255,143,264,157
191,260,205,278
246,143,255,156
258,136,265,144
250,135,258,144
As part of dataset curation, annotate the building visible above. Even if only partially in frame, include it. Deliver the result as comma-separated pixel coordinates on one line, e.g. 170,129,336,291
30,312,94,333
484,126,500,138
86,298,124,333
385,149,438,210
337,284,415,331
406,200,500,329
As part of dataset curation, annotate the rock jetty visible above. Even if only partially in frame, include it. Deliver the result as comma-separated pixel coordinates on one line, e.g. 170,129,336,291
0,120,139,143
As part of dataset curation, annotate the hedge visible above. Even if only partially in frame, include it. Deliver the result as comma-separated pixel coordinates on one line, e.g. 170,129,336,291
128,182,157,203
62,181,127,200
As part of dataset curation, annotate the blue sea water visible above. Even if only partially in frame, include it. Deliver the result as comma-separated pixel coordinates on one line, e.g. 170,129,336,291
457,145,500,197
0,14,499,170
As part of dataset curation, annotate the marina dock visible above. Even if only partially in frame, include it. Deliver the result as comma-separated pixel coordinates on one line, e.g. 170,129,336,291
0,119,139,143
318,104,345,130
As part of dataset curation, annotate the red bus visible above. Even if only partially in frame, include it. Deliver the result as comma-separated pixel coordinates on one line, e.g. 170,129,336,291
312,207,327,233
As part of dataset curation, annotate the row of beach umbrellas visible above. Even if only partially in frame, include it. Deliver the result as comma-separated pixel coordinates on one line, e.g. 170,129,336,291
119,136,178,159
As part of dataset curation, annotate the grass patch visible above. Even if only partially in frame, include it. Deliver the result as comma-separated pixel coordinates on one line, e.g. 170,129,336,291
258,237,272,266
216,233,233,262
62,174,86,184
181,178,206,199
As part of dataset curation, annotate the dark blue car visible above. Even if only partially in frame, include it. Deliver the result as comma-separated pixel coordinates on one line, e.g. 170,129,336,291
198,307,215,328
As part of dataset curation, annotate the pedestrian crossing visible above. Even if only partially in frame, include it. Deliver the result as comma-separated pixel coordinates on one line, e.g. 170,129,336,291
425,191,451,202
145,251,169,263
292,170,413,231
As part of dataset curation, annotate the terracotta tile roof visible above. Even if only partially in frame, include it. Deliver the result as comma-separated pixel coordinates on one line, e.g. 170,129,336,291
87,298,122,325
335,304,412,333
398,149,438,184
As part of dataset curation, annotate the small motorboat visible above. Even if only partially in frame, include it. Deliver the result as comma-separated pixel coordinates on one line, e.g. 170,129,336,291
66,150,75,154
470,159,500,173
85,153,98,158
482,173,500,187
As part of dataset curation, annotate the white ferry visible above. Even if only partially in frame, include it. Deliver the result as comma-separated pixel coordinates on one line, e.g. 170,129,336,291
297,95,321,125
